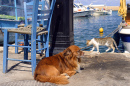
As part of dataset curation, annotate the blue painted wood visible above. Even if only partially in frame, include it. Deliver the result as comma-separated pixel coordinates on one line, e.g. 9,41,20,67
31,0,39,75
38,10,51,14
45,0,56,57
40,2,45,50
14,0,18,20
24,34,29,60
37,15,50,19
15,24,18,54
7,58,31,62
8,44,31,48
36,47,47,52
24,2,28,26
38,36,41,53
3,29,9,73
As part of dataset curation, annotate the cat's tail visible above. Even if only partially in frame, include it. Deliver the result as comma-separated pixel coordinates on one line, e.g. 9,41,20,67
112,39,122,53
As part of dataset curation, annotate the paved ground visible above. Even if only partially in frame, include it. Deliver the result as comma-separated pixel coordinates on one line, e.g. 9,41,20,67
59,52,130,86
0,47,130,86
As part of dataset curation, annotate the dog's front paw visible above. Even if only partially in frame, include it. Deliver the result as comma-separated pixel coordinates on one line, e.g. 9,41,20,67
61,73,70,79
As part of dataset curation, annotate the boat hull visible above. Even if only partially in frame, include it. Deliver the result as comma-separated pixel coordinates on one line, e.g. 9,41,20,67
73,11,91,17
93,10,112,16
0,19,21,45
120,34,130,53
0,30,15,45
0,19,20,27
119,26,130,53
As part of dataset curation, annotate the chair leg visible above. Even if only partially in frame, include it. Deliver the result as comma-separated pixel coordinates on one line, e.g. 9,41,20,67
24,34,29,60
38,36,41,53
31,35,36,75
42,35,46,55
45,34,49,57
43,35,45,48
15,24,18,54
40,35,43,55
3,29,9,73
46,46,49,57
15,33,18,54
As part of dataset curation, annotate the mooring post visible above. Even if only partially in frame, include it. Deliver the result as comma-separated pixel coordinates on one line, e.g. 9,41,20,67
49,0,74,55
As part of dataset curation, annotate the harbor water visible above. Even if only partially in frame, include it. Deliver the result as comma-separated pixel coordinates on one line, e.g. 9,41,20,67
74,11,123,53
0,11,123,53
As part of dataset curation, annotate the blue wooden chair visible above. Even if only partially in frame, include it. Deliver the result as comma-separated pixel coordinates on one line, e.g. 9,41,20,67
15,1,45,55
3,0,56,75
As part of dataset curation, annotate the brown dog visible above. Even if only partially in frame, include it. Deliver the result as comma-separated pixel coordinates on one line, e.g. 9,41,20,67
34,45,84,84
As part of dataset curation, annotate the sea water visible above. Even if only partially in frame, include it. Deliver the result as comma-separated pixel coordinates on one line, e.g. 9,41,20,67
0,11,123,52
74,11,123,53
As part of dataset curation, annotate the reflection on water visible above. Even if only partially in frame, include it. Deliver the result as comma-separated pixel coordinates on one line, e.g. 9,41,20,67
74,11,123,52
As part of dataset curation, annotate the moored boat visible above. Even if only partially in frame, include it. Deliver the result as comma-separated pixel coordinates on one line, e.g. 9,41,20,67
118,3,130,53
93,8,112,16
73,3,92,17
119,25,130,53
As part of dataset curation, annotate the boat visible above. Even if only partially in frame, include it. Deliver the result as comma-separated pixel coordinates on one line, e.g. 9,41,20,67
73,3,93,17
0,27,16,45
119,24,130,53
118,2,130,53
93,8,112,16
0,19,21,27
0,19,21,45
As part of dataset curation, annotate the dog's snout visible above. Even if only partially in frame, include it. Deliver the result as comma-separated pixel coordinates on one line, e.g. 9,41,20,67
82,52,85,56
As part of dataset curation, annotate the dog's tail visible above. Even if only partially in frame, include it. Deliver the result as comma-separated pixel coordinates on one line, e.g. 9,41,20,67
35,74,69,85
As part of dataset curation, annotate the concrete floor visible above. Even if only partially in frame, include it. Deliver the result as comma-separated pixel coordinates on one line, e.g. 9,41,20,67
59,52,130,86
0,47,130,86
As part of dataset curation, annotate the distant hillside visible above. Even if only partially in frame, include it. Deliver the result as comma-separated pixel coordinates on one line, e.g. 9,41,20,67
93,6,119,11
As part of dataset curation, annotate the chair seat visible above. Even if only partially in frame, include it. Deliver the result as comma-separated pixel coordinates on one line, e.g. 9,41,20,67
8,25,48,35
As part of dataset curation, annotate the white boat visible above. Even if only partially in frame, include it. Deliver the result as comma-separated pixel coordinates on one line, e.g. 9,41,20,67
73,3,92,17
118,3,130,53
93,8,112,16
119,23,130,53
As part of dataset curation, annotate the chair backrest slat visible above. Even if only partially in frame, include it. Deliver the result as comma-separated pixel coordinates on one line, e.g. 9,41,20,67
27,12,33,15
24,1,45,26
27,16,32,19
38,10,51,14
37,15,50,20
24,0,56,32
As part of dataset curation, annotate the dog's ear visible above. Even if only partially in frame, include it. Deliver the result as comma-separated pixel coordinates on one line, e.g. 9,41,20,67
64,49,71,56
63,48,72,57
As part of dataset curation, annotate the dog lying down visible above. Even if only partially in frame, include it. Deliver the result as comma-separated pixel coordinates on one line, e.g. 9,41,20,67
34,45,84,85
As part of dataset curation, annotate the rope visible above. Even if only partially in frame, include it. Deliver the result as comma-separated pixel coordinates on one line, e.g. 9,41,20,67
105,25,122,37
